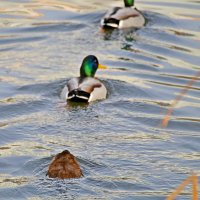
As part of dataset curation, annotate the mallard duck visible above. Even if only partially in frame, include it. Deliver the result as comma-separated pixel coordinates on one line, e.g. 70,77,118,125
101,0,145,29
61,55,107,103
47,150,83,179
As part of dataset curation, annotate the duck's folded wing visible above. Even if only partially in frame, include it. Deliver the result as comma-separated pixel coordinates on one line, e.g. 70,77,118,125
89,83,107,102
60,78,79,100
67,77,80,92
79,78,107,102
60,85,69,100
103,7,121,19
110,7,140,20
79,78,102,93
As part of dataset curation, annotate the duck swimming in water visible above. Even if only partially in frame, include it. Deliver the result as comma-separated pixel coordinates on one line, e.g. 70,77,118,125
101,0,145,29
61,55,107,103
47,150,83,179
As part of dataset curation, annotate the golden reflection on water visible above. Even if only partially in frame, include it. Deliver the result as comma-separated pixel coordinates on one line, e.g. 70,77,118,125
0,94,42,104
0,0,83,28
172,14,200,21
0,174,30,188
104,74,151,88
106,132,171,142
175,152,200,161
0,111,57,130
173,101,200,109
0,140,51,157
0,0,80,18
0,76,31,86
0,0,101,21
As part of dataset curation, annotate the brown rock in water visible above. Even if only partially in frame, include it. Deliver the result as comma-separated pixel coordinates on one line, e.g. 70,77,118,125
47,150,83,179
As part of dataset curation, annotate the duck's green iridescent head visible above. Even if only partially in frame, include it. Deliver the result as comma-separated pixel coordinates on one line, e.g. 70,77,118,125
124,0,134,7
80,55,106,77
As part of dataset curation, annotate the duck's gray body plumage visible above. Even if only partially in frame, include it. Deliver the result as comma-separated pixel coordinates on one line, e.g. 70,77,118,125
61,77,107,102
101,6,145,29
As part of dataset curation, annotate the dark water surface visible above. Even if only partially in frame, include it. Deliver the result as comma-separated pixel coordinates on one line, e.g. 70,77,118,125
0,0,200,199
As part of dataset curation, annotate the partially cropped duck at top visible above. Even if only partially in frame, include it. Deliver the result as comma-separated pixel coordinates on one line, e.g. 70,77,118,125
101,0,145,29
61,55,107,103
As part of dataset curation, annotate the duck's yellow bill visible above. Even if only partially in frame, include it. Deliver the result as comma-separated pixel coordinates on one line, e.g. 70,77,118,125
98,64,107,69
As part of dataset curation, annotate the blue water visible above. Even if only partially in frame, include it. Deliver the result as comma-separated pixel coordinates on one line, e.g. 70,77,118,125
0,0,199,199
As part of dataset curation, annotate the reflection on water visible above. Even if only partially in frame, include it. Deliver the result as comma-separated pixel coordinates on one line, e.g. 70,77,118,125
0,0,200,199
0,175,29,188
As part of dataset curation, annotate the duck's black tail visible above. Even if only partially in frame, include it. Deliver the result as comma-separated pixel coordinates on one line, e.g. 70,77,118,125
101,18,120,29
67,89,90,102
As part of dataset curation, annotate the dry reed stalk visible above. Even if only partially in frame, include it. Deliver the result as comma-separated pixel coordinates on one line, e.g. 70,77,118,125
165,174,198,200
161,71,200,128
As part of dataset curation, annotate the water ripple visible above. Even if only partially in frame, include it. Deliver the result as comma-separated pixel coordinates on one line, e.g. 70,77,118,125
0,0,199,199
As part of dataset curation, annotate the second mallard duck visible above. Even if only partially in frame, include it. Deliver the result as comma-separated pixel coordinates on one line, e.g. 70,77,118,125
101,0,145,29
61,55,107,103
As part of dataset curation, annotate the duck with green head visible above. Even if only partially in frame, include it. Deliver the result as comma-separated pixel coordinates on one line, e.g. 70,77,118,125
101,0,145,29
61,55,107,102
